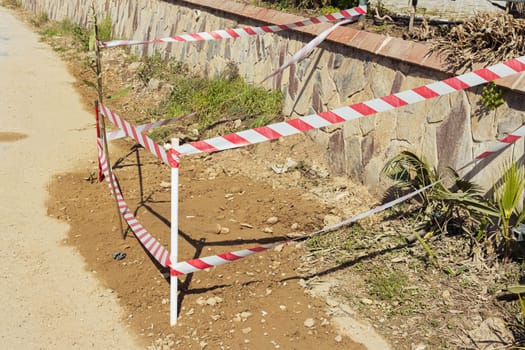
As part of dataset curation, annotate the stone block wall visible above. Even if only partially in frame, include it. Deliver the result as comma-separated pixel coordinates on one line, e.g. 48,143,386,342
18,0,525,192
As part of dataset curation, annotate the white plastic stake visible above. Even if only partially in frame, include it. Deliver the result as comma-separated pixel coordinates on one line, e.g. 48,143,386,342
170,138,179,326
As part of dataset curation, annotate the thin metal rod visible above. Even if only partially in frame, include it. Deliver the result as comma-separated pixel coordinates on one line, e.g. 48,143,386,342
92,4,125,239
170,138,180,326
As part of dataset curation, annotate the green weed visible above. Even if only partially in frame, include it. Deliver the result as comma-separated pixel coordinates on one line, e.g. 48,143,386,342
137,53,188,85
269,0,361,11
38,18,92,52
147,127,172,143
97,16,112,42
368,269,409,301
107,86,131,101
0,0,21,9
160,67,282,133
31,11,49,27
494,161,525,257
481,81,504,110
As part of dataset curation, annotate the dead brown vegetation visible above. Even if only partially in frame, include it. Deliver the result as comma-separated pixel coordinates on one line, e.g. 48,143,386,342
432,13,525,72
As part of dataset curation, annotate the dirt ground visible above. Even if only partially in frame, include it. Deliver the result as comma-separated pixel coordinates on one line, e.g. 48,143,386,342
48,135,381,349
36,11,394,348
17,1,525,349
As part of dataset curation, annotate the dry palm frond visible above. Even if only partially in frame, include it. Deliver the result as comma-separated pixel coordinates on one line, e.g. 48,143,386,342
431,13,525,72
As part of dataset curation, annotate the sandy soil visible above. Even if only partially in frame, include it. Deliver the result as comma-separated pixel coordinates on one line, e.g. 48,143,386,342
48,133,389,349
0,6,140,349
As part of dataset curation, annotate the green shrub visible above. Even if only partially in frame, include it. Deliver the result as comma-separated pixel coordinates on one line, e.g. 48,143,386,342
97,16,112,42
1,0,21,9
31,11,49,27
493,161,525,257
164,74,282,132
271,0,362,10
480,81,504,111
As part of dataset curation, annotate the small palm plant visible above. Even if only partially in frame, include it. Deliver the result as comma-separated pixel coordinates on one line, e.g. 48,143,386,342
494,161,525,257
382,151,496,238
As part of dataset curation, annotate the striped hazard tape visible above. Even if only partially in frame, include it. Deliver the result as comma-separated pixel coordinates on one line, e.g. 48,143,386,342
99,103,180,168
170,242,284,277
261,17,356,83
99,6,367,48
98,120,525,277
168,184,437,277
164,119,525,277
173,56,525,157
97,138,171,268
107,112,196,141
458,122,525,171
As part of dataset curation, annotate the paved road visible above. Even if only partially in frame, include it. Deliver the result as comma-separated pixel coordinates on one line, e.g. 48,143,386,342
0,6,139,349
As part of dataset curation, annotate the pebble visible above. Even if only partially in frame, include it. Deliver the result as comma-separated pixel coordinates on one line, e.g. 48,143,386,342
274,244,284,252
291,223,299,230
242,327,252,334
360,298,373,305
214,224,230,235
206,296,223,306
230,185,242,193
266,216,279,224
159,181,171,188
304,318,315,328
335,335,343,342
279,305,286,311
391,257,406,263
263,227,273,234
326,298,339,307
240,223,253,229
323,214,342,227
240,311,252,319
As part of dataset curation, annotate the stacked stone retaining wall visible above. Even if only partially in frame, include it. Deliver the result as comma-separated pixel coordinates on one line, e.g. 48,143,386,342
18,0,525,191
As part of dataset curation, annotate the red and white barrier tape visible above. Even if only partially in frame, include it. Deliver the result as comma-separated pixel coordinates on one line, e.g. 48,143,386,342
165,119,525,276
167,184,437,277
97,138,172,268
98,121,525,277
170,242,284,277
261,17,357,83
173,56,525,157
458,122,525,171
99,104,180,168
107,112,196,141
99,6,367,48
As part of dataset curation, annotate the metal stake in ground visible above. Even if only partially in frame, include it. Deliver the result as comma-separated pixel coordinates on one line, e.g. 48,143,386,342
92,4,125,239
170,138,180,326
